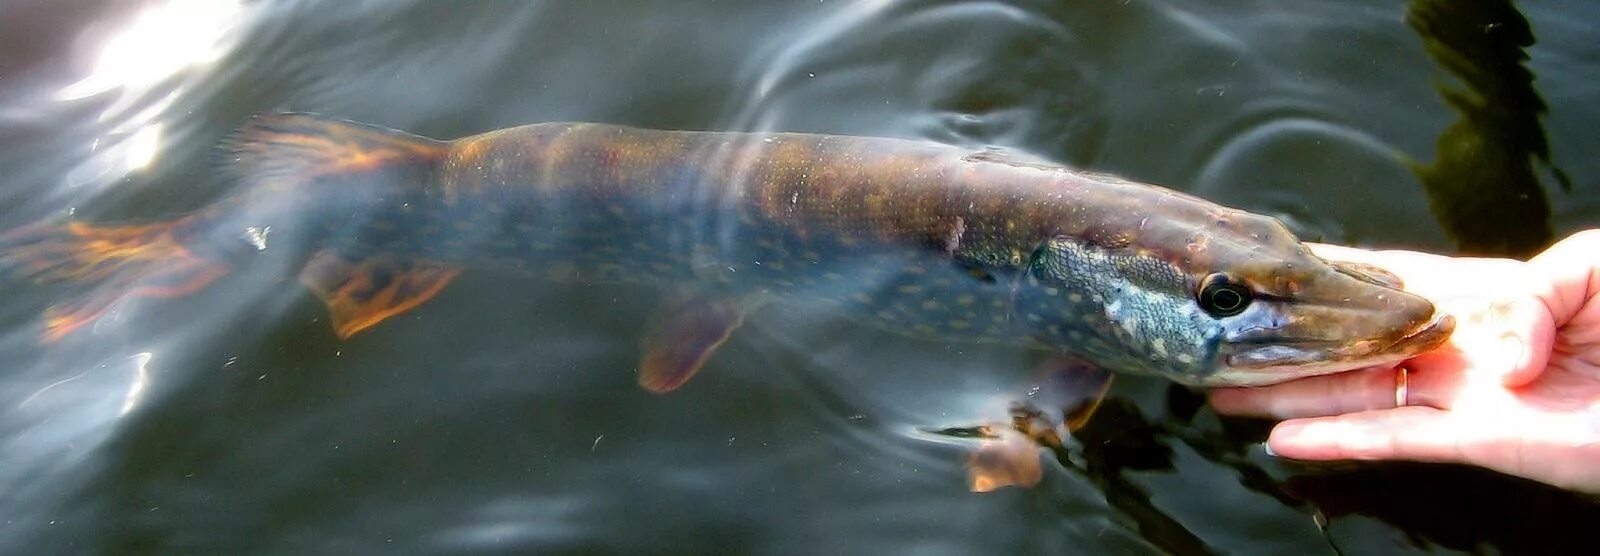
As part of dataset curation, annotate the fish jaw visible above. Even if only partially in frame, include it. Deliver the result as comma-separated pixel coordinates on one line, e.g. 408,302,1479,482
1208,310,1455,386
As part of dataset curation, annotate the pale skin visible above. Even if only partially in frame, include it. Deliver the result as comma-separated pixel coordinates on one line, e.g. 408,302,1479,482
1209,229,1600,493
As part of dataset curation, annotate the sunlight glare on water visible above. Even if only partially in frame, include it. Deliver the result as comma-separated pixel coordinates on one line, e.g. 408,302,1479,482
54,0,248,190
55,0,245,103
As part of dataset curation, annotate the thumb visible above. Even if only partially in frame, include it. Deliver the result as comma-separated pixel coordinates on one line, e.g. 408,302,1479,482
1528,229,1600,334
1437,296,1552,389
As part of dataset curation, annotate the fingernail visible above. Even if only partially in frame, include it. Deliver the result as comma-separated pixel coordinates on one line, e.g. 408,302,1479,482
1266,422,1305,456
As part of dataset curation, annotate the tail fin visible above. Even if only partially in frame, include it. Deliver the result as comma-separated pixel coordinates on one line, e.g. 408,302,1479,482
0,219,229,341
1,114,453,342
228,112,448,184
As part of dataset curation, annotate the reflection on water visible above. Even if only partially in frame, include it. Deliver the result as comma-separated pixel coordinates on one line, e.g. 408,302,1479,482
728,0,1096,161
1,1,1597,554
1407,0,1561,257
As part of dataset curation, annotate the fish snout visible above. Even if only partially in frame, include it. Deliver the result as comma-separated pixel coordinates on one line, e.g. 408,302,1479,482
1374,289,1454,354
1297,277,1453,366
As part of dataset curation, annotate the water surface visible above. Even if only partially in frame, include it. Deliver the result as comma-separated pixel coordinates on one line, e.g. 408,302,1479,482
1,1,1597,554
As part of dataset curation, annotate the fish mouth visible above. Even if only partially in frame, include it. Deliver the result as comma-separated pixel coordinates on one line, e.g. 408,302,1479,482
1214,311,1456,386
1387,311,1456,353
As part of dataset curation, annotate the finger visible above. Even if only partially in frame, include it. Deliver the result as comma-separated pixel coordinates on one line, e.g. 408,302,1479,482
1209,367,1392,418
1270,409,1600,493
1304,243,1451,290
1481,298,1551,388
1203,364,1408,415
1312,242,1554,388
1266,406,1474,463
1528,229,1600,337
1415,295,1551,389
1303,242,1420,264
1210,363,1469,419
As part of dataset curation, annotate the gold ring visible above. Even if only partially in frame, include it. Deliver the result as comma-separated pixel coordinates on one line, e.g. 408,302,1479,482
1394,366,1410,408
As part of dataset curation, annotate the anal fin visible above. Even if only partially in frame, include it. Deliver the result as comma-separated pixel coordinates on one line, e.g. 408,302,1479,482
298,250,461,339
638,294,748,393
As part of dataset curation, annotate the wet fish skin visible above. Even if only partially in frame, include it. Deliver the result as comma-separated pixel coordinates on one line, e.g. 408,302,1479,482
423,118,1449,385
0,114,1453,387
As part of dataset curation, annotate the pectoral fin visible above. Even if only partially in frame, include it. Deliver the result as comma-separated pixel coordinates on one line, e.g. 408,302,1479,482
298,250,461,339
968,427,1044,492
638,294,748,393
965,356,1114,492
1042,357,1115,433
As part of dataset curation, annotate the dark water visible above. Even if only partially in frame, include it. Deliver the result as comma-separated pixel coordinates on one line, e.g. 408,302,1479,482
1,0,1597,554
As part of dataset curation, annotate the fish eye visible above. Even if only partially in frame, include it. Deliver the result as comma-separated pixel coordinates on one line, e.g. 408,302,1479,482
1198,273,1252,317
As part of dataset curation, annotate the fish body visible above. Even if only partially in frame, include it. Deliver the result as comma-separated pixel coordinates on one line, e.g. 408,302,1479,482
1,114,1453,388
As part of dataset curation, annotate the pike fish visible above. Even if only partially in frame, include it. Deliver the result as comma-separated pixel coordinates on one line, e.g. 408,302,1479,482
1,114,1453,393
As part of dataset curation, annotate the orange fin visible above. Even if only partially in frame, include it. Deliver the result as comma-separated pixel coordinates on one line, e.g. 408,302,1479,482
298,250,461,339
965,356,1113,492
1038,356,1115,433
0,218,229,342
638,294,748,393
230,112,447,186
968,426,1046,492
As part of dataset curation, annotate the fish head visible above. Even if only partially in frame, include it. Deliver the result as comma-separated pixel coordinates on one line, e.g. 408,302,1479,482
1191,251,1455,386
1020,212,1453,387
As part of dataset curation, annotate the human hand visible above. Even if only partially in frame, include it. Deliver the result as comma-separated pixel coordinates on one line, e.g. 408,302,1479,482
1209,230,1600,493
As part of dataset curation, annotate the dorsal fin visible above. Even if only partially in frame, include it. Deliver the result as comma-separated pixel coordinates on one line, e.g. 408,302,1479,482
961,147,1063,171
228,112,448,184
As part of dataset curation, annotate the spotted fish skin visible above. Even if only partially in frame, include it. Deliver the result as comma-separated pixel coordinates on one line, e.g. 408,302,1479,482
322,116,1449,385
4,114,1453,387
